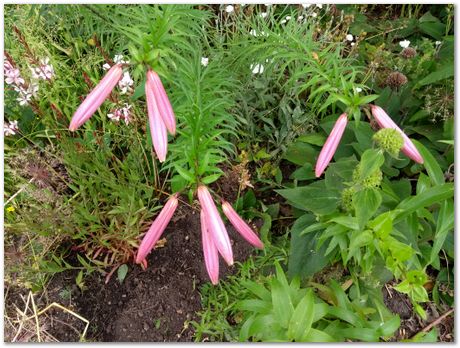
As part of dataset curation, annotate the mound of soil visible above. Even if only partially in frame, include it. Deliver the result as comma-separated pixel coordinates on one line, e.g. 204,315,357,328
40,204,255,342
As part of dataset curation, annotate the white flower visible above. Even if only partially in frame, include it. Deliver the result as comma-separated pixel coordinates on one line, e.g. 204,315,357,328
435,41,442,46
5,68,25,86
399,40,410,48
351,42,355,46
250,29,258,36
103,63,111,71
280,19,287,24
260,31,268,37
118,71,134,94
28,83,39,98
250,63,264,74
4,120,19,136
285,16,291,21
107,109,122,122
4,60,14,73
113,54,129,65
316,4,323,8
311,12,317,18
346,34,353,41
17,93,31,106
201,57,209,67
225,5,234,13
297,15,305,21
259,12,268,18
301,3,312,8
121,103,132,125
355,87,363,93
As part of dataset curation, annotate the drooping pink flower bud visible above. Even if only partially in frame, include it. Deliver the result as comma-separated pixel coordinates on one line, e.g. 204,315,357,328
145,77,168,162
69,64,123,131
147,70,176,135
135,194,179,264
370,105,424,164
197,185,234,266
201,210,219,285
221,201,264,249
315,113,348,177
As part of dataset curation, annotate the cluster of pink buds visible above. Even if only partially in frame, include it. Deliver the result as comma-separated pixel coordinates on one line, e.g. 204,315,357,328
315,105,424,176
135,185,264,285
69,56,176,163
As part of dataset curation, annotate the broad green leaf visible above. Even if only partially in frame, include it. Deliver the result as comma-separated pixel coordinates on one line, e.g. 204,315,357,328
353,188,382,229
303,328,335,342
276,181,340,215
117,264,128,283
328,216,359,230
174,165,195,182
414,61,453,88
288,214,328,279
297,133,326,146
429,200,454,267
395,183,454,222
283,141,317,166
359,149,384,180
271,278,294,328
287,290,315,341
201,173,222,184
242,280,271,302
235,299,272,314
338,328,379,342
413,140,444,186
377,315,400,337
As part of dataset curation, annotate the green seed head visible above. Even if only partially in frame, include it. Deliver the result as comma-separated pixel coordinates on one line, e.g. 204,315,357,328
372,128,404,157
341,187,355,212
362,169,383,188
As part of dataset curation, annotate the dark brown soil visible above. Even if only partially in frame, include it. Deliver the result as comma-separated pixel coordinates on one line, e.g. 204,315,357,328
14,204,255,342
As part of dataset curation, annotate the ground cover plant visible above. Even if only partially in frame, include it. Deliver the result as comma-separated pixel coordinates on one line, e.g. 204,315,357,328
3,3,454,342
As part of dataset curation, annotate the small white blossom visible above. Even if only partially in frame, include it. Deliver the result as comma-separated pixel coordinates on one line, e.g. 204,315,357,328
201,57,209,67
5,68,25,86
346,34,354,41
250,29,258,36
399,40,410,48
107,110,121,122
250,63,264,74
113,54,129,65
316,4,323,8
259,12,268,18
103,63,111,71
118,71,134,95
311,12,317,18
285,16,291,21
435,41,442,46
297,15,305,21
225,5,234,13
302,3,312,8
351,42,355,46
355,87,363,93
280,19,287,24
121,103,132,125
4,120,19,136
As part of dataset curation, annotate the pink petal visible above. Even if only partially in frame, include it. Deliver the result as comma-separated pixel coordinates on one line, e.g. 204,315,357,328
370,105,424,164
135,194,179,264
146,78,168,162
147,70,176,135
197,185,234,266
221,201,264,249
201,210,220,285
69,64,123,131
315,113,348,177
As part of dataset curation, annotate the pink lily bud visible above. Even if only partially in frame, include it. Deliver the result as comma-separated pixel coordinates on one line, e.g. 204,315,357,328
197,185,234,266
370,105,424,164
221,201,264,249
69,64,123,131
147,70,176,135
135,194,179,264
145,77,168,162
201,210,219,285
315,113,348,177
